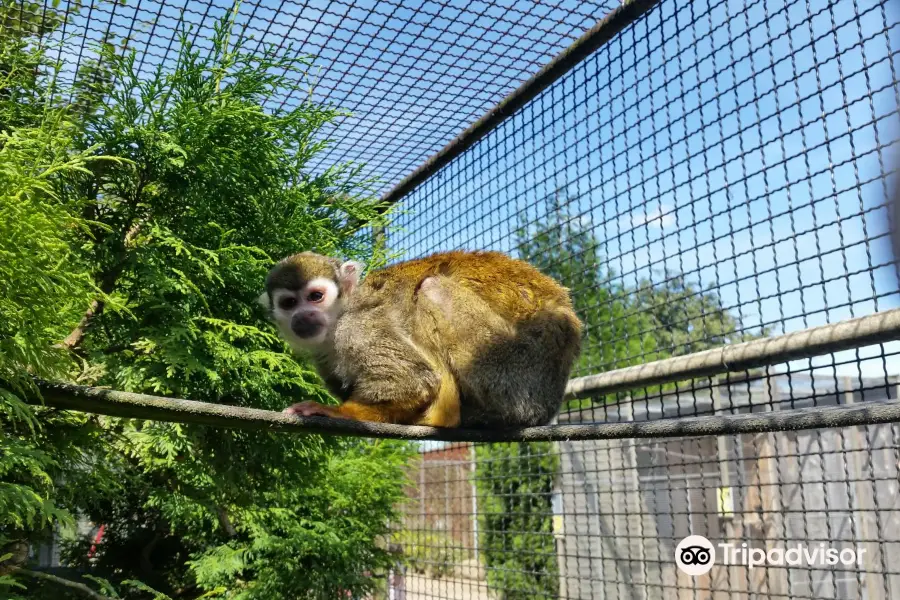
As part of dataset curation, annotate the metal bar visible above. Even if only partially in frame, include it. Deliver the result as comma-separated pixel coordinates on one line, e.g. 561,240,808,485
32,381,900,443
565,307,900,399
377,0,661,208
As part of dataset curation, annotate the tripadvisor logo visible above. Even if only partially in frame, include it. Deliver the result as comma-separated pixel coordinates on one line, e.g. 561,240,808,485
675,535,868,575
675,535,715,576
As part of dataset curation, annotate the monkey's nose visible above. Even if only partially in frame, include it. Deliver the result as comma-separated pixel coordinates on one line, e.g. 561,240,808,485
291,312,323,338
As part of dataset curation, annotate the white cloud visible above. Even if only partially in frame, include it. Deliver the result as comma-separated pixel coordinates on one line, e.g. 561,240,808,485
629,203,676,229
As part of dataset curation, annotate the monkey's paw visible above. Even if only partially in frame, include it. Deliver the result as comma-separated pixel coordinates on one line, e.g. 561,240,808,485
282,401,341,419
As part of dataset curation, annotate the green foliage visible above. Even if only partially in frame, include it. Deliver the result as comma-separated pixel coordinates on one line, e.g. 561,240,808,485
0,1,64,131
631,271,755,355
391,529,466,579
0,5,411,599
518,202,759,405
473,443,559,600
186,440,413,599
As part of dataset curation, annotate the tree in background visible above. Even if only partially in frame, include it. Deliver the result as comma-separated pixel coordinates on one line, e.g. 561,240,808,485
631,270,750,356
474,199,756,600
1,4,412,599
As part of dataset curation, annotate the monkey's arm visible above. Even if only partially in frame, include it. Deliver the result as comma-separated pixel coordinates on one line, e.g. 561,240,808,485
284,362,461,427
289,374,403,421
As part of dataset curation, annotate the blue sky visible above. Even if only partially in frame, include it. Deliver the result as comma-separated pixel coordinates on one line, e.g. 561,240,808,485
45,0,900,380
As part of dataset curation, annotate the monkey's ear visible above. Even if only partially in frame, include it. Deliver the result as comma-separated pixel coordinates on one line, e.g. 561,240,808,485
338,260,365,295
257,292,270,310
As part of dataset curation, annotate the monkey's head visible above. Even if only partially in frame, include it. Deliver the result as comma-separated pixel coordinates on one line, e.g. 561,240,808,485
259,252,364,352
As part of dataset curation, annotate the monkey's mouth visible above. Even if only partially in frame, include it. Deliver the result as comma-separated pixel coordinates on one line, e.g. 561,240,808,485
291,313,325,339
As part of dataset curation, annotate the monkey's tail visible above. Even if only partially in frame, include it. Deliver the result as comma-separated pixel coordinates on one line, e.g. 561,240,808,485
418,365,462,428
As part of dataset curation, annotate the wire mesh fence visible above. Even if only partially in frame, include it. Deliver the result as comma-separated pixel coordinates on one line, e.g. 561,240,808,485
8,0,618,194
385,0,900,598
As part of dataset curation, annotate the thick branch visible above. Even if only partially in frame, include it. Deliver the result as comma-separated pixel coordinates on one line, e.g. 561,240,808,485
61,222,142,351
12,567,112,600
139,530,162,578
61,298,104,350
0,539,28,575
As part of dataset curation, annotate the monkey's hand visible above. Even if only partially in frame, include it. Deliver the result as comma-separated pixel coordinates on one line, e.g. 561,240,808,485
283,398,429,424
282,401,343,419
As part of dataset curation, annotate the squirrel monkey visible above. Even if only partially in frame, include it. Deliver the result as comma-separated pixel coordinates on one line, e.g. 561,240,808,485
259,250,582,428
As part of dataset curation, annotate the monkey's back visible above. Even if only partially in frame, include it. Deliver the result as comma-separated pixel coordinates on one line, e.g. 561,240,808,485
361,250,576,321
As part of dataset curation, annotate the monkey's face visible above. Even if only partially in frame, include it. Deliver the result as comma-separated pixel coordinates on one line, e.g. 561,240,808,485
269,281,340,347
260,253,363,353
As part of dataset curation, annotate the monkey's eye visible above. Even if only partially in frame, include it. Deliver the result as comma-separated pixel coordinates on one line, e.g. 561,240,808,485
307,291,324,303
278,297,298,310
